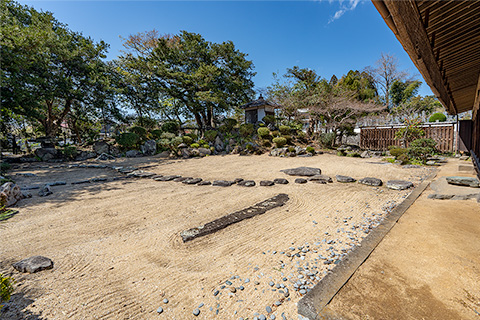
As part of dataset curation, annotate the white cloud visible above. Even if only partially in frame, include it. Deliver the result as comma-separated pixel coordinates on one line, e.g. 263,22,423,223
328,0,362,23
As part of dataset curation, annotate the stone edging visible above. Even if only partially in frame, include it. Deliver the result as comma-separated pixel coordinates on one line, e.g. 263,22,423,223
297,170,438,320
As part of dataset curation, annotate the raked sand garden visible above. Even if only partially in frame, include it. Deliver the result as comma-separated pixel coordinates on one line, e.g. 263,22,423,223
0,153,433,319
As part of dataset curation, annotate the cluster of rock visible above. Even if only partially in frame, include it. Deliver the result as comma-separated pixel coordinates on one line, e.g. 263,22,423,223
428,176,480,202
270,147,320,158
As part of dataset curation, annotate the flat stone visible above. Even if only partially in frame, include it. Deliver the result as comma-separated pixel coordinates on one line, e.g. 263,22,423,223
38,185,52,197
12,256,54,273
358,177,383,187
402,164,422,169
273,178,289,185
308,175,332,183
155,175,180,181
260,180,274,186
335,175,356,183
173,177,189,182
295,178,308,184
234,178,244,184
180,194,289,242
427,194,455,200
280,167,321,176
90,177,108,182
47,181,67,186
71,180,91,185
238,180,256,187
386,180,414,190
446,176,480,188
197,181,212,186
183,178,202,185
212,180,234,187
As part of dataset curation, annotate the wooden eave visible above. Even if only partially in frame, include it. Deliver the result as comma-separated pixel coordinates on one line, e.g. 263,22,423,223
373,0,480,115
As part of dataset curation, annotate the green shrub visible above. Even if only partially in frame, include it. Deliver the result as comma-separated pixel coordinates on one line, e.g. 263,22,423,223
184,133,198,141
389,148,408,158
257,127,270,139
204,130,218,142
223,118,238,131
388,145,398,151
408,138,436,164
171,137,183,147
319,132,336,148
202,144,209,149
239,123,255,137
245,143,254,151
190,143,200,148
151,129,163,139
198,139,207,145
282,135,292,144
0,162,11,174
129,126,147,140
428,113,447,122
1,274,14,308
346,152,360,157
182,136,193,145
161,121,179,134
272,137,287,148
262,140,272,148
337,150,346,156
279,125,291,135
262,115,275,126
115,132,139,150
62,146,77,160
397,153,410,164
288,146,295,153
306,146,315,154
160,132,175,140
271,130,280,137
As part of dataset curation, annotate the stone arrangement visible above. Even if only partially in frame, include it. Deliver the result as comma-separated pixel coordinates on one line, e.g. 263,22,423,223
12,256,54,273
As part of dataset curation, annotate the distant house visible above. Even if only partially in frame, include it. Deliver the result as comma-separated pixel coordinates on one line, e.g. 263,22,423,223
240,95,278,124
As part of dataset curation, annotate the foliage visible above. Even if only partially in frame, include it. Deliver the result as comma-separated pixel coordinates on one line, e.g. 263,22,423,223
346,152,360,157
161,121,180,134
262,140,272,148
306,146,315,154
408,138,436,164
151,129,163,139
0,162,11,175
271,130,280,137
184,133,198,141
389,148,408,158
389,80,421,107
239,123,254,137
279,125,291,135
115,132,140,150
337,150,346,156
204,130,218,142
262,115,276,126
429,112,447,122
223,118,238,131
129,126,147,140
319,132,336,148
202,144,209,149
116,30,255,132
1,0,117,138
0,274,14,308
338,70,377,101
282,135,292,144
272,137,287,148
160,132,175,139
257,127,270,139
395,118,425,147
182,135,193,145
190,143,200,148
62,146,77,160
198,139,207,145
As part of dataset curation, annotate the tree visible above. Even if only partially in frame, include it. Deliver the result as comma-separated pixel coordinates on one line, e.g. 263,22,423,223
1,0,113,138
338,70,378,102
365,53,409,107
115,30,255,133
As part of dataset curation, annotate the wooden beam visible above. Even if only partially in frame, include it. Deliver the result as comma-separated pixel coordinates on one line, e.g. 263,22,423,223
473,73,480,119
380,0,457,114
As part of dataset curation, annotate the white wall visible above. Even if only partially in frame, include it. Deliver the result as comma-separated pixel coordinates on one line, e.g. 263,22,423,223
257,108,266,122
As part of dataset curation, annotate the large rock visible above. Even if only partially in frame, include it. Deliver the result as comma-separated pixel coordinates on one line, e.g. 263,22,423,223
446,176,480,188
35,148,58,161
12,256,54,273
141,140,157,156
386,180,414,190
181,148,192,158
0,182,23,207
238,180,256,187
198,148,211,156
358,177,383,187
93,140,110,155
260,180,274,186
295,178,308,184
308,175,332,183
126,150,141,158
214,136,224,152
38,185,52,197
280,167,321,176
183,178,202,185
336,175,356,183
273,178,289,185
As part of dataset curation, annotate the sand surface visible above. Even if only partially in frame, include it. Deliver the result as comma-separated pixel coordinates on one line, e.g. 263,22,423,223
0,153,431,319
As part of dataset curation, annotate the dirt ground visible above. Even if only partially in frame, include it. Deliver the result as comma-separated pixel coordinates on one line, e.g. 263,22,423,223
324,159,480,320
0,153,431,319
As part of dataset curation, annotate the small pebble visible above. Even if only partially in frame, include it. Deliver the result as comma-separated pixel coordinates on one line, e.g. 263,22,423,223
156,307,163,314
198,302,204,308
213,290,219,296
193,308,200,316
268,281,274,287
266,306,272,313
163,298,169,304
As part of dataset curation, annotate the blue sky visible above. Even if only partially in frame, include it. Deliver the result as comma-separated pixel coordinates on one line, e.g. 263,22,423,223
18,0,433,96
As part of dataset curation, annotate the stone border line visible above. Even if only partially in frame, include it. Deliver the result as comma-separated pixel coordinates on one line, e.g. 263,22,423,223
297,170,438,320
180,193,289,242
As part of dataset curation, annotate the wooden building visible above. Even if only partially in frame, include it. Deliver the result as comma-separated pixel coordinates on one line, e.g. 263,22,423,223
372,0,480,177
240,95,278,124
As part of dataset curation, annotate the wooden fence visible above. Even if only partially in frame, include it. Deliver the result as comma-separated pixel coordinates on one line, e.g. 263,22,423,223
360,123,455,152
